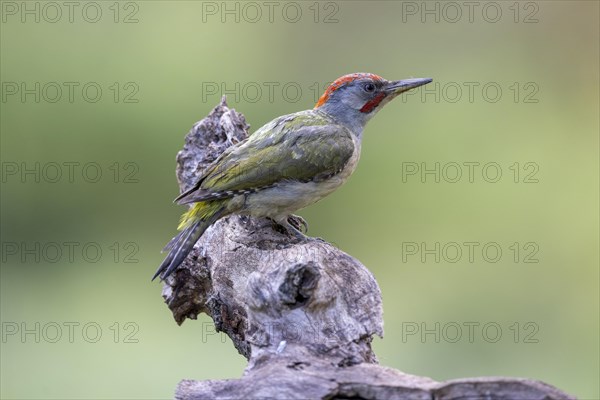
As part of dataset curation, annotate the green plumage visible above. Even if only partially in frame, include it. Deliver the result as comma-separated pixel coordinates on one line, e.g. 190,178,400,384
178,200,225,230
175,110,355,204
154,110,356,281
155,73,432,280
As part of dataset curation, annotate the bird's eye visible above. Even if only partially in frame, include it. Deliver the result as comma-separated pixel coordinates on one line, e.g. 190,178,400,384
364,83,376,93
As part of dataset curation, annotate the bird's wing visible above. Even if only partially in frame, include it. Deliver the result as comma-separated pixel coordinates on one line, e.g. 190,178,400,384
175,111,355,204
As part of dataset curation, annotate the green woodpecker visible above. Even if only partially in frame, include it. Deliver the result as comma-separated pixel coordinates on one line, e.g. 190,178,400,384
153,73,432,281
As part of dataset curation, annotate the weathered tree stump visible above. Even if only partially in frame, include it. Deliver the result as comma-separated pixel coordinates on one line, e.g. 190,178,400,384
159,97,575,400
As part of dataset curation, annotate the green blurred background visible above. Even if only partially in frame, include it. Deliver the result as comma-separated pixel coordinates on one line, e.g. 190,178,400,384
1,1,598,399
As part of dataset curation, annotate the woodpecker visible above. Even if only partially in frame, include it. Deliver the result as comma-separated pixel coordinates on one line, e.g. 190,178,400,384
153,73,432,281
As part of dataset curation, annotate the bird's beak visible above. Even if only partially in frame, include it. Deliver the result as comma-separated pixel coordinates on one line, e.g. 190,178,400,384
385,78,433,96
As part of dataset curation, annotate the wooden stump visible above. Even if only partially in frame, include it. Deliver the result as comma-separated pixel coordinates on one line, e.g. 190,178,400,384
158,97,575,400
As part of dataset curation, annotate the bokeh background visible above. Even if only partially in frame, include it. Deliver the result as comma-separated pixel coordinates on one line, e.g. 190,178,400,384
1,1,598,399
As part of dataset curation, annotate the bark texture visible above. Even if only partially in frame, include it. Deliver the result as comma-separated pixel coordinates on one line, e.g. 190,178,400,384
159,97,575,400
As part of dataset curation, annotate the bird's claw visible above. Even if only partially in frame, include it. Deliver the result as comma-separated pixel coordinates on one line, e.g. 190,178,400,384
287,215,309,233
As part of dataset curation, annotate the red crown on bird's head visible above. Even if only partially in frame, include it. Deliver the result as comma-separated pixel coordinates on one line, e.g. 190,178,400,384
315,73,384,109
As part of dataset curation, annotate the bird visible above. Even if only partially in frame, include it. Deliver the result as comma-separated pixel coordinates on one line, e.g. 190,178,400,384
153,73,432,281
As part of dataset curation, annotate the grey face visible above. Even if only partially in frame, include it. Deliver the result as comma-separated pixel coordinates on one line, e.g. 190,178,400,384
316,75,432,135
335,78,389,114
317,78,391,134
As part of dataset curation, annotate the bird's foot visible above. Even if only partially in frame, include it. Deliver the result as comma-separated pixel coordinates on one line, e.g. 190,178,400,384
287,214,309,234
269,217,309,241
286,216,328,244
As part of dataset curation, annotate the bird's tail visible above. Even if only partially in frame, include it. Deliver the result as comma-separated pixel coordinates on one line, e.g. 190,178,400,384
152,200,225,281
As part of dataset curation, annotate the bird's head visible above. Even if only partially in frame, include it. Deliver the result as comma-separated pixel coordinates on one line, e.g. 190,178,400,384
314,73,432,134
